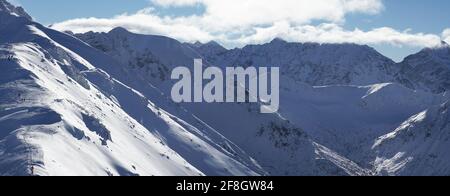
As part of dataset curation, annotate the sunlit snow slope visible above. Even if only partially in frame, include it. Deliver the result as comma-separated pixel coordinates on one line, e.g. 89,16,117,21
0,0,265,176
2,0,450,176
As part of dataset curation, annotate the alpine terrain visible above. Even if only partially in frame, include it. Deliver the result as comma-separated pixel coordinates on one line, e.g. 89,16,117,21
0,0,449,176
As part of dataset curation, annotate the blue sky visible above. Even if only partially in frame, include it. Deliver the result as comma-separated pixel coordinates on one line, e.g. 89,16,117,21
344,0,450,60
10,0,202,24
10,0,450,62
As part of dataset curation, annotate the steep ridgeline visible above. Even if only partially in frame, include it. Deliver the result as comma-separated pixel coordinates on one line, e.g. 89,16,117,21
0,0,31,20
0,0,268,176
396,42,450,94
193,39,450,95
1,0,370,176
194,38,398,86
373,100,450,175
74,28,200,86
77,28,450,96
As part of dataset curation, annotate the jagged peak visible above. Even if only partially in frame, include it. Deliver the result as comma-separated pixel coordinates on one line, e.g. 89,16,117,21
190,41,203,48
266,38,376,51
0,0,32,20
188,40,226,50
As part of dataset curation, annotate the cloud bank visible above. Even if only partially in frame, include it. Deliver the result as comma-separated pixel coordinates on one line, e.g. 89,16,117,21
51,0,447,48
443,29,450,44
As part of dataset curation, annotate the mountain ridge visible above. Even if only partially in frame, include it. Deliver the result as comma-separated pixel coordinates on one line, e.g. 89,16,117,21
0,2,269,176
2,0,450,176
0,0,32,20
74,25,450,175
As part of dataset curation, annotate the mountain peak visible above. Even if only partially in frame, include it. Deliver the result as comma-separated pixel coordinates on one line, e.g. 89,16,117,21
188,40,223,48
205,40,221,46
0,0,32,20
204,41,226,50
420,41,450,54
190,41,203,48
108,27,131,35
270,37,287,44
186,40,226,52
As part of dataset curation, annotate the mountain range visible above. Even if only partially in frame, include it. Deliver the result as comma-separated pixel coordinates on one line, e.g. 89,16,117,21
1,0,449,176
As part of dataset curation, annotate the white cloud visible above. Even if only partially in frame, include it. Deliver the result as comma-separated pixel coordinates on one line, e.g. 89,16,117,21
152,0,203,7
152,0,383,29
233,22,441,48
51,0,444,49
443,28,450,44
342,0,384,14
52,9,215,42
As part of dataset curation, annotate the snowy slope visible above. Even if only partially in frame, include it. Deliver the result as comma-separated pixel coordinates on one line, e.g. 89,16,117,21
277,77,448,168
0,0,265,176
74,24,375,176
0,0,31,20
201,38,398,86
373,100,450,175
73,18,450,176
74,28,201,86
75,29,400,87
0,42,203,176
181,37,450,173
2,0,450,176
47,26,267,176
396,42,450,94
178,38,449,173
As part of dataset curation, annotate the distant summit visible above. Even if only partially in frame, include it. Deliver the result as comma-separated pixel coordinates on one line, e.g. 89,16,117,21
187,40,225,49
185,40,227,57
270,37,287,44
189,41,204,48
0,0,32,20
396,40,450,93
108,26,131,35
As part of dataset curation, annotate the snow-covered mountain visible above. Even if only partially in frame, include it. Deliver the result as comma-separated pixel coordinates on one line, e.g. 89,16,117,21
0,0,268,176
74,27,201,85
74,24,450,176
277,78,448,168
0,0,31,20
2,0,450,176
196,38,398,86
74,26,380,176
78,25,450,175
396,42,450,94
1,0,366,176
373,100,450,175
